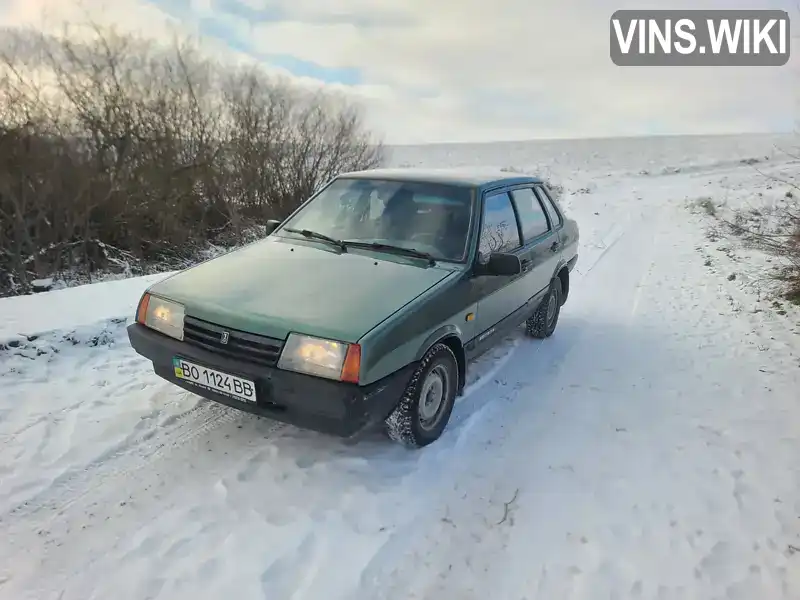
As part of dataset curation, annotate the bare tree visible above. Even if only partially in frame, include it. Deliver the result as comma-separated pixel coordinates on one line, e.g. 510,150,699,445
0,21,384,295
479,221,513,256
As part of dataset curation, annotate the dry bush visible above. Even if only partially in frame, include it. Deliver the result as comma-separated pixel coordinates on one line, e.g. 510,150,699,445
0,23,383,295
722,185,800,304
749,203,800,304
693,196,717,216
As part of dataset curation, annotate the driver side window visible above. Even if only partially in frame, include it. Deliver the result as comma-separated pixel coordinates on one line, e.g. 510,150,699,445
478,192,522,257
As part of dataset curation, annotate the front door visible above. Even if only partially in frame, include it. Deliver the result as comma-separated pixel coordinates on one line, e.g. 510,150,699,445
470,190,529,341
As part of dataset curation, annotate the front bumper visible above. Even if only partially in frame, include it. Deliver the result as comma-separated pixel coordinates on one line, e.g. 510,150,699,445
127,323,414,438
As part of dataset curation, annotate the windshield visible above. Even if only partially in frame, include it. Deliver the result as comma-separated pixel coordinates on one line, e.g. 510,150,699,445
278,177,475,262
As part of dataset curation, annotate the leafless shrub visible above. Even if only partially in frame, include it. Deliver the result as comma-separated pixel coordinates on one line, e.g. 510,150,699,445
546,182,564,200
720,181,800,305
694,196,717,216
479,222,513,256
0,23,383,295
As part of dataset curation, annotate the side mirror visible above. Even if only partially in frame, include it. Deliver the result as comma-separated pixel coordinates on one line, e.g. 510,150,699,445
265,219,281,235
475,252,522,276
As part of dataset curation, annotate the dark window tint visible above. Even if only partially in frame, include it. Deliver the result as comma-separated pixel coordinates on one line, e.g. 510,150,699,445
478,192,521,255
534,185,563,227
510,188,549,242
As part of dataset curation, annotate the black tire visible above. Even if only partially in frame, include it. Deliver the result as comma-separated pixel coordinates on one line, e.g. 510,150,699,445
385,343,459,449
526,278,562,339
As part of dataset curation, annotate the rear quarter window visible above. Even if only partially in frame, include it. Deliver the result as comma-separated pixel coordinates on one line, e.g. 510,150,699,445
534,185,563,227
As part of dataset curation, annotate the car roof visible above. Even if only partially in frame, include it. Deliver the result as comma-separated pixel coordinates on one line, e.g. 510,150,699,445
337,167,544,189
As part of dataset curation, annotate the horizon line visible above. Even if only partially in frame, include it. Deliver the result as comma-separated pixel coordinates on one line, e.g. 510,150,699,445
386,129,796,147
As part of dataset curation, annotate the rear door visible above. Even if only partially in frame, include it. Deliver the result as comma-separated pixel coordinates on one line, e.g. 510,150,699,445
508,186,561,301
534,184,576,260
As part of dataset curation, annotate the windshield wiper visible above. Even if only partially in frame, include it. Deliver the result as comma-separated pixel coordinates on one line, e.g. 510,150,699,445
342,241,436,265
282,230,435,264
283,228,346,251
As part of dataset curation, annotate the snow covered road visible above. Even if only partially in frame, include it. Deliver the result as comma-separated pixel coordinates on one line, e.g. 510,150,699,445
1,155,799,599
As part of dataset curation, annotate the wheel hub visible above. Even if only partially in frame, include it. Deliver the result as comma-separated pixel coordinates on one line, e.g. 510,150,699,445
418,365,448,429
546,291,557,323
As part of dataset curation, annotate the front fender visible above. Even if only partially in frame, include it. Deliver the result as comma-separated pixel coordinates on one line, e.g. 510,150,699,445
414,323,463,361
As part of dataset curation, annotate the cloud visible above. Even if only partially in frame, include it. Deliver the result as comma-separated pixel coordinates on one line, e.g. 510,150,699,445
0,0,796,143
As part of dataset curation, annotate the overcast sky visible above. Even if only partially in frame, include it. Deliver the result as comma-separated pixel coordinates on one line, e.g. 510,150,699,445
0,0,796,143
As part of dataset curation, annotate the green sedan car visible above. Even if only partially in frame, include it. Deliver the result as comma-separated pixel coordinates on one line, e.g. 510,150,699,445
127,168,579,448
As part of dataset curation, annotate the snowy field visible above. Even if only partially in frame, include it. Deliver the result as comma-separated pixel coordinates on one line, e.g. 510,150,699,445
1,133,799,600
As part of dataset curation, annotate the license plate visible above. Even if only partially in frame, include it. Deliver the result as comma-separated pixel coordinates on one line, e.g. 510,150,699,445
172,357,256,403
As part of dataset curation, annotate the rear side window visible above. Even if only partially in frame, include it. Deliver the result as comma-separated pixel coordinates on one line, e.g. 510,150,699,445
534,185,563,227
478,192,522,255
510,188,550,242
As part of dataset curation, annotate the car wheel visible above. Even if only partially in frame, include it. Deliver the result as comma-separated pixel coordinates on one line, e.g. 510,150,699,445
526,277,562,339
385,342,459,449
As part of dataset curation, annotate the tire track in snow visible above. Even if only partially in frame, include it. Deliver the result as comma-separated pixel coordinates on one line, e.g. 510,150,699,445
353,196,798,600
348,327,596,599
347,208,663,600
0,331,536,599
573,199,644,281
330,214,651,599
0,415,298,600
1,394,288,525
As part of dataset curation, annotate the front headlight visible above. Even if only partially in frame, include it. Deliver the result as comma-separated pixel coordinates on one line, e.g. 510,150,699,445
277,333,360,383
136,293,185,340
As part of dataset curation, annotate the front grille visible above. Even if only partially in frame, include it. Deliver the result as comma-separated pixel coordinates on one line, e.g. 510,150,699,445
182,316,284,367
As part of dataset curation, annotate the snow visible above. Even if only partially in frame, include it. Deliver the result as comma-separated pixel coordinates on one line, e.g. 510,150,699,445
30,278,53,290
1,132,800,600
0,272,175,346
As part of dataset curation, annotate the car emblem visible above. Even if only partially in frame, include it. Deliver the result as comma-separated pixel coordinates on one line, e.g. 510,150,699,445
220,331,230,344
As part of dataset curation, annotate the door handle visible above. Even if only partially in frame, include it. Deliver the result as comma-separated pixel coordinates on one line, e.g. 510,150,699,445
550,241,560,252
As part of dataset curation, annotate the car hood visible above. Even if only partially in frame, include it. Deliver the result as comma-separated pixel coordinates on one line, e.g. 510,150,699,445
148,237,456,343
